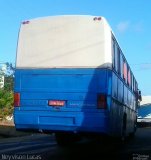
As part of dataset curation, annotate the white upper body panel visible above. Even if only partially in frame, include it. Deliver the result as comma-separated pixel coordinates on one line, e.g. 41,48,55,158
16,15,112,69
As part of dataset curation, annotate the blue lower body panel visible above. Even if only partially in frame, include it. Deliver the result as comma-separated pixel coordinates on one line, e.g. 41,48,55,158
14,110,109,134
14,68,111,135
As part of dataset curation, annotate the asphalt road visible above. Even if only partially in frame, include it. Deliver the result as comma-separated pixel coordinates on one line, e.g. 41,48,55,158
0,128,151,160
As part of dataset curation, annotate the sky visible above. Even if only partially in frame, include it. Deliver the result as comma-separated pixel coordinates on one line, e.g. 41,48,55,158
0,0,151,95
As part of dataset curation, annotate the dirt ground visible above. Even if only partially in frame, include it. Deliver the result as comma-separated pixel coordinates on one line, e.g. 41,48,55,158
0,120,31,138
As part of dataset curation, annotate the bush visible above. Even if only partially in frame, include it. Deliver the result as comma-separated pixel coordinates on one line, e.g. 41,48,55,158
0,89,14,119
0,63,14,120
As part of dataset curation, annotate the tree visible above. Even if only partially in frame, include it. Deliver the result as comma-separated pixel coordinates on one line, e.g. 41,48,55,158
4,63,15,91
0,62,15,119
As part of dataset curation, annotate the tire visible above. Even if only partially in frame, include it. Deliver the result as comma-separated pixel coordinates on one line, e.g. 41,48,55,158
121,114,127,142
129,117,137,138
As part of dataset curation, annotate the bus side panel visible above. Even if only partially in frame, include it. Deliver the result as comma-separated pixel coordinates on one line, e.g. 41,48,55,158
110,72,137,137
110,72,122,136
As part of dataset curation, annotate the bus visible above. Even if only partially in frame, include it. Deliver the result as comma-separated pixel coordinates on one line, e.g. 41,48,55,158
14,15,142,144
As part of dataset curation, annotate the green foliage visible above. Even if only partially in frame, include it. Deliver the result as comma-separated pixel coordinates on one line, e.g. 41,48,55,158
0,89,14,119
0,62,14,120
4,75,14,91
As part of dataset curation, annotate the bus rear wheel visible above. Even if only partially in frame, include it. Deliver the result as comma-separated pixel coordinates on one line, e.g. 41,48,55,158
129,117,137,138
121,114,127,142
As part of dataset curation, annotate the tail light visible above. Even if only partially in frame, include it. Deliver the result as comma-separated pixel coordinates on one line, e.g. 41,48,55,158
97,94,107,109
14,93,20,107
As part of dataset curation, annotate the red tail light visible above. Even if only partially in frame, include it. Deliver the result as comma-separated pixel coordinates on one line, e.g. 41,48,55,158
97,94,107,109
14,93,20,107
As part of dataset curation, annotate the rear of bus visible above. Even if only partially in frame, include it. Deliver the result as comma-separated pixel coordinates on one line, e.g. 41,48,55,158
14,15,113,140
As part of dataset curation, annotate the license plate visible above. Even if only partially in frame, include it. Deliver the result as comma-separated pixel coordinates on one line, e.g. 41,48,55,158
48,100,65,106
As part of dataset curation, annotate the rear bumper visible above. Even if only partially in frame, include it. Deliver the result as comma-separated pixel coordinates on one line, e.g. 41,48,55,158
14,110,109,134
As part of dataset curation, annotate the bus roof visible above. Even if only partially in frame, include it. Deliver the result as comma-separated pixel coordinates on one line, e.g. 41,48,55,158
16,15,112,69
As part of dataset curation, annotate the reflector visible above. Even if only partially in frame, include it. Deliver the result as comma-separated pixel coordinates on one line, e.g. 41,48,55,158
14,93,20,107
97,94,107,109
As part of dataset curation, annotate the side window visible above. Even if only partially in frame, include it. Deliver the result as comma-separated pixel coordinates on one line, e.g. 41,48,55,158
130,72,133,90
112,37,120,74
112,38,115,69
117,48,121,75
131,74,133,91
120,53,123,78
135,81,138,92
127,68,131,87
114,44,118,72
123,60,127,83
133,78,136,92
